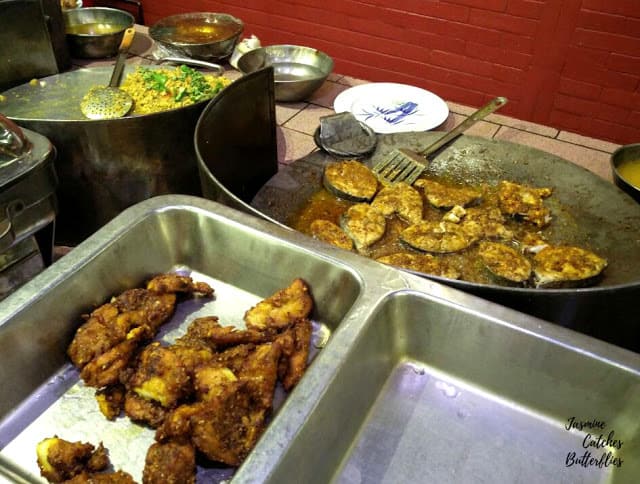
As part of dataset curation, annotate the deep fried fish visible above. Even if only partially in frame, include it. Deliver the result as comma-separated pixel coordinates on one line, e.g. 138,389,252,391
36,437,108,483
244,278,313,331
142,440,196,484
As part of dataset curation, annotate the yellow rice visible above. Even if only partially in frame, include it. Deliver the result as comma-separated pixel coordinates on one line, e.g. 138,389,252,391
120,65,231,115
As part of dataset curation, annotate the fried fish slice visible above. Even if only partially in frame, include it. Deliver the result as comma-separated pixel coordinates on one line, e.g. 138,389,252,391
95,384,126,420
415,179,482,209
478,241,532,284
128,342,191,408
375,252,460,279
370,182,423,224
189,380,267,467
498,180,553,227
323,159,378,202
177,316,272,350
532,245,607,288
123,391,168,428
275,318,313,391
64,470,136,484
309,219,354,250
460,206,514,241
36,437,107,483
238,342,282,409
400,221,475,253
146,273,214,296
340,203,387,252
142,440,196,484
244,278,313,331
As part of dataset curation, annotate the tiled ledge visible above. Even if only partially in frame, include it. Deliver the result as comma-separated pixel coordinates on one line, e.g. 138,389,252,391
279,74,620,183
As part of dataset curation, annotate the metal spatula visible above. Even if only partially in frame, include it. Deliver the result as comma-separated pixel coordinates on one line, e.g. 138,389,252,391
372,96,508,185
80,27,136,120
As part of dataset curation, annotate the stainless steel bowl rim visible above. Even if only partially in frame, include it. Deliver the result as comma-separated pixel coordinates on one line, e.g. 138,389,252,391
238,44,334,81
63,7,135,36
149,12,244,46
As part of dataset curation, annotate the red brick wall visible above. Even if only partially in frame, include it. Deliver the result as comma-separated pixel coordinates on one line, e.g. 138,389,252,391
143,0,640,145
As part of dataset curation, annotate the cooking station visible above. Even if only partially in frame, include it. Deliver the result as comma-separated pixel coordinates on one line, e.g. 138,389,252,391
0,11,639,484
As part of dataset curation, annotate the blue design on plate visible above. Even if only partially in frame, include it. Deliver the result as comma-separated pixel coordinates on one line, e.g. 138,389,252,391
357,101,420,126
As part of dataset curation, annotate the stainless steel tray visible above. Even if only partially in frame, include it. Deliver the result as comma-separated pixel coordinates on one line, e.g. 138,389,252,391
0,195,638,483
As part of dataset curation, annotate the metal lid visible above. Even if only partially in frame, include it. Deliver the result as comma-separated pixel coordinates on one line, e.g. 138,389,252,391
0,114,54,188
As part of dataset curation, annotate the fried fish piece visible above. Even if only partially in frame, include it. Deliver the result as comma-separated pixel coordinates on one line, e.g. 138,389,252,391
95,384,126,420
189,380,267,466
415,179,482,209
238,342,281,409
67,304,123,369
274,318,313,391
129,342,191,408
532,245,607,288
123,391,168,428
36,437,108,483
460,206,514,241
400,221,476,253
178,316,273,351
146,273,214,296
370,182,423,224
244,278,313,331
323,160,378,202
80,326,149,388
340,203,387,252
375,252,460,279
309,219,354,250
498,180,553,227
477,241,532,284
142,440,196,484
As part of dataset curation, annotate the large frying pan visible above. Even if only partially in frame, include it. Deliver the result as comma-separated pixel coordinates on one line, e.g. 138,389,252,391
252,132,640,353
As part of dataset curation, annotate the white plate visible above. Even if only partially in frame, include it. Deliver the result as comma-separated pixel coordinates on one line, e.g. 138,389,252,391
333,82,449,134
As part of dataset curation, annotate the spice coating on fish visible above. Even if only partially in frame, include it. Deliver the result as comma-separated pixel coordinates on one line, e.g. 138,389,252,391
498,180,552,227
323,160,378,202
400,221,475,253
370,182,423,224
309,219,354,250
415,179,482,209
340,203,386,252
532,245,607,288
376,252,460,279
478,241,532,283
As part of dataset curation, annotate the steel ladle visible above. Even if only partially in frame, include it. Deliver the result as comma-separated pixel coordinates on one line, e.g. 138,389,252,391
80,27,136,119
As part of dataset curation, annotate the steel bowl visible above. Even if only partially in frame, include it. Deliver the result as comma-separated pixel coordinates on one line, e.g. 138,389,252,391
63,7,135,58
237,45,334,102
149,12,243,61
611,143,640,203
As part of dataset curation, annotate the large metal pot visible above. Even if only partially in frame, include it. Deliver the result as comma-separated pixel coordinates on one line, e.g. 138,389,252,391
217,131,640,352
1,65,209,245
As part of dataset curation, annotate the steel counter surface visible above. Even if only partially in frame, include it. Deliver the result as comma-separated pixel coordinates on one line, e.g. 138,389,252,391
0,195,638,483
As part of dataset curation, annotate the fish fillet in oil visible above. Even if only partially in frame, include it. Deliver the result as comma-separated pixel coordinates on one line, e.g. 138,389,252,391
376,252,460,279
478,241,532,283
370,182,423,224
498,180,552,227
309,219,354,250
532,245,607,288
340,203,387,252
400,221,475,253
415,178,482,209
323,160,378,202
